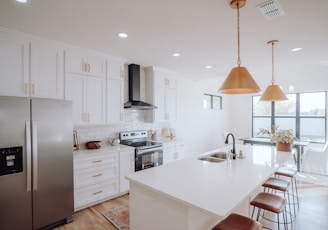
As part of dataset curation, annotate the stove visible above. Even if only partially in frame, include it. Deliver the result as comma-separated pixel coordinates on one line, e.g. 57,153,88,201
120,130,163,171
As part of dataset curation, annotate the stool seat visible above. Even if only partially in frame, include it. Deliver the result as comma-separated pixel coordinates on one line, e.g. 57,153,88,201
275,167,297,178
262,177,290,191
212,213,261,230
250,192,286,214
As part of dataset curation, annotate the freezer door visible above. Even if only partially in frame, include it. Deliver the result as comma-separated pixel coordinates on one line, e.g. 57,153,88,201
0,96,33,230
31,98,74,229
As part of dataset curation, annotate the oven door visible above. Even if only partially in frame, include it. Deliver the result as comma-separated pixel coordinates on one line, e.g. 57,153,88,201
135,146,163,171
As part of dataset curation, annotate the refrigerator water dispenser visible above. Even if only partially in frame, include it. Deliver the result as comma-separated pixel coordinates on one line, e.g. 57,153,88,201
0,146,23,176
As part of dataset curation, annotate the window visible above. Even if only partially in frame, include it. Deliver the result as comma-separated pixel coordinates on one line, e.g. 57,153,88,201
203,94,222,110
252,91,327,143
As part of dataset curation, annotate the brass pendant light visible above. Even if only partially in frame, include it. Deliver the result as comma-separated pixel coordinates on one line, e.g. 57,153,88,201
260,40,288,101
218,0,261,94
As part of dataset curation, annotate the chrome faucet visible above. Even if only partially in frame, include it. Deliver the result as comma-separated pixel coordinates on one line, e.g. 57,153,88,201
225,133,236,160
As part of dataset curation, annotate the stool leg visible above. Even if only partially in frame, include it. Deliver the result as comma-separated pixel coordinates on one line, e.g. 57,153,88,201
293,177,299,210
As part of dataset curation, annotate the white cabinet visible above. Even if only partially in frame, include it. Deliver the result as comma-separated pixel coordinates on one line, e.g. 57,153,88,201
0,31,29,97
65,50,106,125
163,142,176,164
119,148,135,193
107,57,124,80
107,58,125,124
74,149,119,211
163,140,187,164
145,66,178,123
65,74,106,125
175,140,187,160
0,29,65,98
30,41,64,99
65,50,106,78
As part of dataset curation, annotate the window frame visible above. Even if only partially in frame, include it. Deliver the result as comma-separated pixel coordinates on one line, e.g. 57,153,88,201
203,94,222,110
252,91,327,144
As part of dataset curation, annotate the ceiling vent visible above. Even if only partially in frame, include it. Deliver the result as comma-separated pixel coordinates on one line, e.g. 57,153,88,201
257,0,285,20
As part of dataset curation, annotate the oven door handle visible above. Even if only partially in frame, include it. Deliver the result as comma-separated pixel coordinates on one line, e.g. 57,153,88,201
137,146,163,155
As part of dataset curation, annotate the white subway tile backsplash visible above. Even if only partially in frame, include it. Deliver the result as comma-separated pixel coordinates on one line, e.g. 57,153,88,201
74,110,165,149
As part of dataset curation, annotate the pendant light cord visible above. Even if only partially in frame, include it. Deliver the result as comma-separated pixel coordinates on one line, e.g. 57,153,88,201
271,41,275,85
237,2,241,67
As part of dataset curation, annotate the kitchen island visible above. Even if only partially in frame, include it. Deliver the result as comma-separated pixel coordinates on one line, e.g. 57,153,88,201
126,144,292,230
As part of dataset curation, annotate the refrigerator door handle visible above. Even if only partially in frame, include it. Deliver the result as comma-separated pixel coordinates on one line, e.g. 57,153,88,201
32,121,38,191
26,121,32,192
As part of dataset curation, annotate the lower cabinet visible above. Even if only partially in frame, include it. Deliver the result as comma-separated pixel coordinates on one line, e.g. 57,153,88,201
119,149,135,193
163,140,187,164
74,149,119,211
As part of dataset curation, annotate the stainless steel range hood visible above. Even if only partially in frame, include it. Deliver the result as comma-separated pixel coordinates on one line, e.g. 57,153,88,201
124,64,157,110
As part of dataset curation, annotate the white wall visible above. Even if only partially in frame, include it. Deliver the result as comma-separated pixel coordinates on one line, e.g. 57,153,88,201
174,76,231,156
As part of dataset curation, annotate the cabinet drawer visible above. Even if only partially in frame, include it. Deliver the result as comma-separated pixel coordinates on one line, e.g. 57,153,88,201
163,143,175,153
74,180,119,210
74,153,118,170
74,163,119,188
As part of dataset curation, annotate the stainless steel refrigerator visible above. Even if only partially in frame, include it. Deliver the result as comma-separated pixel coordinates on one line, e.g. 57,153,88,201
0,96,74,230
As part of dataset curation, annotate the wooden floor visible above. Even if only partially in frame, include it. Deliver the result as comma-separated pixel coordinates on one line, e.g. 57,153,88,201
54,194,129,230
54,180,328,230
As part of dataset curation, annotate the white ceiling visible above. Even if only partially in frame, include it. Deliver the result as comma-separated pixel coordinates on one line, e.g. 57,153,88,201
1,0,328,86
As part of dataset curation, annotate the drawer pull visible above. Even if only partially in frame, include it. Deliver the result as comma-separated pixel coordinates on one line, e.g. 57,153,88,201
93,173,102,177
92,160,102,163
93,190,103,195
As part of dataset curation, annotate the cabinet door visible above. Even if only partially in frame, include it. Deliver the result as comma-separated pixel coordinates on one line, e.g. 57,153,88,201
165,87,177,121
65,74,86,124
65,51,106,78
30,41,64,99
154,86,166,122
86,76,106,124
119,149,135,193
0,31,29,97
108,58,124,80
163,142,176,164
65,51,87,75
87,55,106,78
107,79,124,123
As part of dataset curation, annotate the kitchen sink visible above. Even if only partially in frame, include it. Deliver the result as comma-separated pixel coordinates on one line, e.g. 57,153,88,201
198,156,226,163
209,152,228,159
198,151,229,163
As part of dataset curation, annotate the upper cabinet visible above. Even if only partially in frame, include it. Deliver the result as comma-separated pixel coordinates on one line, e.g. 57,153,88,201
65,50,107,125
30,41,64,99
0,31,29,97
145,66,178,123
107,58,125,124
0,28,64,99
65,50,106,78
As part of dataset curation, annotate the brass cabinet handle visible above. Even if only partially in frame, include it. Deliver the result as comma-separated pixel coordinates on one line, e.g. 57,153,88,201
93,173,102,177
31,84,35,95
24,83,28,94
93,190,103,195
92,160,102,163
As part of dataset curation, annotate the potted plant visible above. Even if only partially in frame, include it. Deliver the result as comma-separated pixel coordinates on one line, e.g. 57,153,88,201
257,124,278,140
272,129,297,152
258,126,297,152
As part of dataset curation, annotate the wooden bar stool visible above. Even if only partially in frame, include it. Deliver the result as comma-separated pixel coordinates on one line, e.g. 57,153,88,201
274,167,299,215
212,213,261,230
250,192,287,230
262,177,293,224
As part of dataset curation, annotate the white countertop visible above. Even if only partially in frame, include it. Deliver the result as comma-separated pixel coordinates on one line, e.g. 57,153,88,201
126,144,292,217
74,144,134,157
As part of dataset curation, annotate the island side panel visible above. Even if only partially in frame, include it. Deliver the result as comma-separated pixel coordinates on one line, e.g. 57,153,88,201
129,182,220,230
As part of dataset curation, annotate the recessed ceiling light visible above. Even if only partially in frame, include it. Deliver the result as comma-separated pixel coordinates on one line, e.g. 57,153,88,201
172,53,181,57
205,66,213,69
16,0,28,3
118,33,128,38
291,47,302,52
